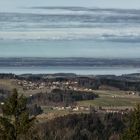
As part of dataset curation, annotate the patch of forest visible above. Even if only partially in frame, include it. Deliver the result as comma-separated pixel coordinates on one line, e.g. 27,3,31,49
28,89,99,106
37,112,126,140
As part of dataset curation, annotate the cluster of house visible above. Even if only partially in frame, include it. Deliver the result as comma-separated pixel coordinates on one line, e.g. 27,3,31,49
53,106,90,112
98,107,132,114
16,80,94,92
17,80,46,90
52,105,131,114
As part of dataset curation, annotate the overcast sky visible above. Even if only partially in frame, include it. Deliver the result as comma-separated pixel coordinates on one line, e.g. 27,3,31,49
0,0,140,12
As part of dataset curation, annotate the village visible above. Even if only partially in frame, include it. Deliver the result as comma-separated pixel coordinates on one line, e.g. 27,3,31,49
46,105,132,115
16,78,140,97
16,79,93,92
0,74,139,119
14,79,135,116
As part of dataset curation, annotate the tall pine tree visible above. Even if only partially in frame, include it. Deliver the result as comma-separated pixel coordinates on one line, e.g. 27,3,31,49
122,104,140,140
0,89,38,140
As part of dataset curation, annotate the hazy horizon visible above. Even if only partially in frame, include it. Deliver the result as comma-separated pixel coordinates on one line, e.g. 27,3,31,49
0,1,140,74
1,0,140,13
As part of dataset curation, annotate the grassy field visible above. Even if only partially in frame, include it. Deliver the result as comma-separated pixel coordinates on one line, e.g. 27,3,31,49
37,106,88,121
0,79,49,96
77,90,140,107
0,79,22,91
77,97,140,107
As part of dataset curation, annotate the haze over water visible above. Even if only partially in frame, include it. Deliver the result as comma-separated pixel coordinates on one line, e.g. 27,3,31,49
0,7,140,74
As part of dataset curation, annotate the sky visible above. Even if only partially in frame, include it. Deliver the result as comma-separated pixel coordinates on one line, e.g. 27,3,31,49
0,0,140,12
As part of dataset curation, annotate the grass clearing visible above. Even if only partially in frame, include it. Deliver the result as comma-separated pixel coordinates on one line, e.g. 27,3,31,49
77,90,140,107
77,97,140,107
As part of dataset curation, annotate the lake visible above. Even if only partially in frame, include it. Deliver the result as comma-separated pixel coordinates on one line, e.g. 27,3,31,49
0,7,140,74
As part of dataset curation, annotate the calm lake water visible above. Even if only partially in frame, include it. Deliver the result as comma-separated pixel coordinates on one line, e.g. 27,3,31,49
0,7,140,74
0,40,140,58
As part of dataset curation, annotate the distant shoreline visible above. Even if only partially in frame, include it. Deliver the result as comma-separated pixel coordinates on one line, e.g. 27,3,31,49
0,72,140,78
0,57,140,75
0,57,140,67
